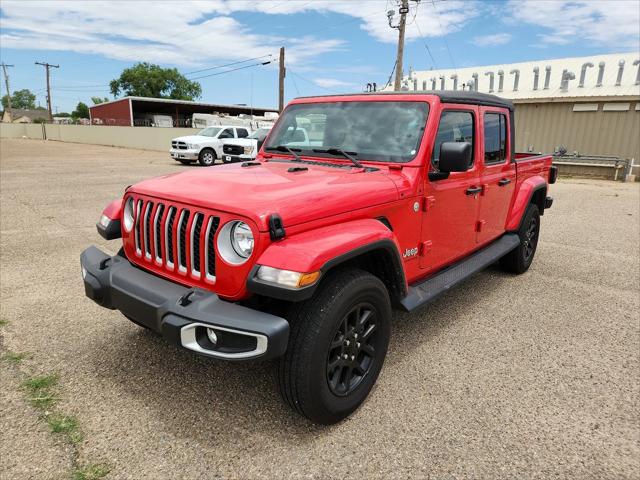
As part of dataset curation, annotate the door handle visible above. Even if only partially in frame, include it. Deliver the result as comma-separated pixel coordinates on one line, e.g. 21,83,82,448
465,186,482,195
498,178,512,186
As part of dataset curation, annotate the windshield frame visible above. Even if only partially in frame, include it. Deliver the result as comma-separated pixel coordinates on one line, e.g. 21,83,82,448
263,99,430,164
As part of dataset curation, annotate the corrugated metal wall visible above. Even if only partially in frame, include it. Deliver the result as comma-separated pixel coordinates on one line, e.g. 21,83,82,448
514,102,640,160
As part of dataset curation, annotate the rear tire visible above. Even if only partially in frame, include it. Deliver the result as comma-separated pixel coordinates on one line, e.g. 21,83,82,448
278,269,391,425
500,203,540,274
198,148,216,166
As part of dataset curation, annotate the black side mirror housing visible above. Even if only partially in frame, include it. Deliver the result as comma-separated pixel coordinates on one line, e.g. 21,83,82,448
438,141,472,173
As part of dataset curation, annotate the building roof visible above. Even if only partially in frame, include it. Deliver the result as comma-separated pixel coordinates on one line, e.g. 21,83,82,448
393,52,640,102
2,108,49,120
90,96,277,113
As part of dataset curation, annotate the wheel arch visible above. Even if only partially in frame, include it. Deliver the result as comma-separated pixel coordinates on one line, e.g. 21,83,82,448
506,177,547,231
247,219,407,305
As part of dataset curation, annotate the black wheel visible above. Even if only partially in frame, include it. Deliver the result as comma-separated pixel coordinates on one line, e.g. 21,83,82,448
198,148,216,166
179,160,192,165
500,203,540,274
278,269,391,424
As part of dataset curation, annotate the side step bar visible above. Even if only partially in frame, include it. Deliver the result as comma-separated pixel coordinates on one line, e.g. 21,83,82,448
400,233,520,312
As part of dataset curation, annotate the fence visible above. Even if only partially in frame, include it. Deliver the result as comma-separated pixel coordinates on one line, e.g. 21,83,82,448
1,122,199,152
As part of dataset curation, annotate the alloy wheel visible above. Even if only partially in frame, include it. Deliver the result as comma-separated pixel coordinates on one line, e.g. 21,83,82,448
326,303,378,396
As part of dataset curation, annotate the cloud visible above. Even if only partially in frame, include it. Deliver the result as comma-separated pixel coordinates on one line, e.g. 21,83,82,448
313,78,355,89
507,0,640,49
0,0,480,70
472,33,512,47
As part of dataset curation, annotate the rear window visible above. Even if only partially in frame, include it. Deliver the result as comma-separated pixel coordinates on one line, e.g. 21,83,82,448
484,113,508,164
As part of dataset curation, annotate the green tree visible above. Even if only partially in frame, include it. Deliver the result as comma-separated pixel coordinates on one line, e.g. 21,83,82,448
91,96,109,105
110,62,201,100
72,102,90,119
1,89,37,109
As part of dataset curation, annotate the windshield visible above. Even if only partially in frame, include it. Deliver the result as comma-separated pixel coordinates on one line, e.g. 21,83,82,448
249,128,271,140
265,101,429,163
197,127,221,137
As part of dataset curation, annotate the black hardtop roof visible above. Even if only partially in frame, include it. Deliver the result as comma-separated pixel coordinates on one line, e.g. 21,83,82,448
295,90,514,111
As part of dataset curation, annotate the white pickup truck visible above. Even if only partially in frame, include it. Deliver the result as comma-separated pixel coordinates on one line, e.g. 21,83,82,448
221,126,273,163
170,125,251,166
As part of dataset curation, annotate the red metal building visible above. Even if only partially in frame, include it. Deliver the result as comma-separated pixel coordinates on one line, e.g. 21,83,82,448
89,96,278,127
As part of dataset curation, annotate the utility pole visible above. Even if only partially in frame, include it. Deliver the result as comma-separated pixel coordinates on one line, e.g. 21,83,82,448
1,62,14,121
278,47,285,112
388,0,416,91
35,61,59,120
394,0,409,91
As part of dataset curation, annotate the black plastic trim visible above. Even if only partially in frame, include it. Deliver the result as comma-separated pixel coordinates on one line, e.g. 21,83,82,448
96,219,122,240
268,214,286,241
545,196,554,209
246,239,407,303
549,165,558,184
80,246,289,361
400,233,520,312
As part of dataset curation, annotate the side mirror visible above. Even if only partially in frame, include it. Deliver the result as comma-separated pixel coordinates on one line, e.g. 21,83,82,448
439,142,472,173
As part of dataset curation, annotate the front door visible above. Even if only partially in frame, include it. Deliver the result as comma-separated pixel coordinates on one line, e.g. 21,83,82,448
477,108,516,245
420,107,482,271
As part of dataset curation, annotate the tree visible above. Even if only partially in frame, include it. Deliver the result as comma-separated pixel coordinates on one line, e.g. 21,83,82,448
1,89,37,109
55,112,71,117
72,102,90,119
91,96,109,105
110,62,201,100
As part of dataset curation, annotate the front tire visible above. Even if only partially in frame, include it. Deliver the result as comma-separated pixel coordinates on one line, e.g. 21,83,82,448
198,148,216,166
179,160,193,165
500,203,540,274
278,269,391,424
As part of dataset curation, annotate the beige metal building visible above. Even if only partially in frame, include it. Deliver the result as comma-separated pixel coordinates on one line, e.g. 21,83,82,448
393,53,640,162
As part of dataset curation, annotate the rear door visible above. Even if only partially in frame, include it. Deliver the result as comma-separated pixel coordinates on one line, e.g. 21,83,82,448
477,108,516,244
420,106,481,270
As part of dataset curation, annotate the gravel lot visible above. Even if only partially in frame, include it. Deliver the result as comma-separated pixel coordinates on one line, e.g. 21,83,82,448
1,138,638,479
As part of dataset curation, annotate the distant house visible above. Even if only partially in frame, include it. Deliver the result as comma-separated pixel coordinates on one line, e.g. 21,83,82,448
1,108,50,123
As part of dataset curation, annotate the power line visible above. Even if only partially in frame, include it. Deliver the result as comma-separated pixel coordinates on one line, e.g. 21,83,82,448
429,0,456,73
184,54,274,76
188,60,273,80
413,1,438,69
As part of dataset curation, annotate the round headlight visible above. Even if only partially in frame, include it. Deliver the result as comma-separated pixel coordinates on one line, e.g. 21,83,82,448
217,221,254,265
123,197,134,232
231,222,254,258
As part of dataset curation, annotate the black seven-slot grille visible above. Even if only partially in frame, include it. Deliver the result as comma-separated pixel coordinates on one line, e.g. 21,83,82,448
131,198,220,281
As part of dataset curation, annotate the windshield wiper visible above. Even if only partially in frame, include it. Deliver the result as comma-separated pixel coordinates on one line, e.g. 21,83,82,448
313,148,363,169
264,145,302,161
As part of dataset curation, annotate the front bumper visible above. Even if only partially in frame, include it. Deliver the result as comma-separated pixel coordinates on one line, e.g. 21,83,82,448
222,154,251,163
170,148,199,161
80,246,289,361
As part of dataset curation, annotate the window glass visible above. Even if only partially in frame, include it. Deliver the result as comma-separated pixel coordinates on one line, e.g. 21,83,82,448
265,101,429,163
197,127,221,137
249,128,271,140
431,111,474,167
219,128,234,139
237,128,249,138
484,113,507,164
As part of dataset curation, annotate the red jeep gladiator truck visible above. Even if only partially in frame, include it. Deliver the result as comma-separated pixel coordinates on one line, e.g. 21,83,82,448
82,91,556,424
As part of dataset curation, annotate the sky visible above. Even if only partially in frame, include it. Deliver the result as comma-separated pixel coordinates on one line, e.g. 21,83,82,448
0,0,639,113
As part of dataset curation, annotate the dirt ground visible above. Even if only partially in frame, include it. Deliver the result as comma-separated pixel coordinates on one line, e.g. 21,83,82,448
1,138,638,479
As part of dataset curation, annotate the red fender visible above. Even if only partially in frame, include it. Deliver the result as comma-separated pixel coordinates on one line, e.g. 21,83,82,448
102,199,122,220
256,218,402,274
506,176,547,231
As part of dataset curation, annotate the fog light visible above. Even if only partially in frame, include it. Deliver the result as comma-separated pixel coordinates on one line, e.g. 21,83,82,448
206,328,218,345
